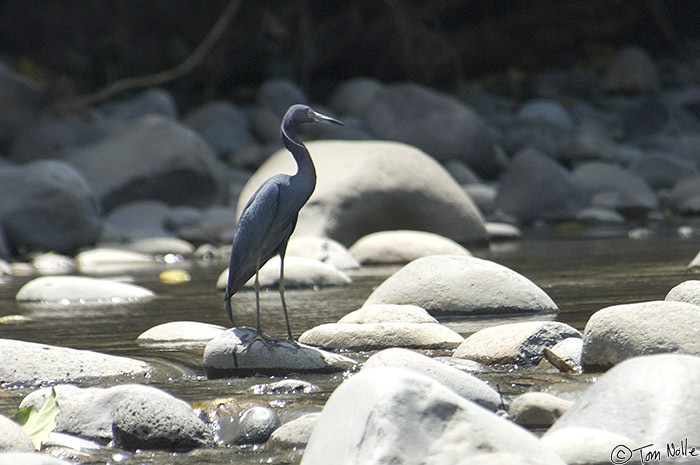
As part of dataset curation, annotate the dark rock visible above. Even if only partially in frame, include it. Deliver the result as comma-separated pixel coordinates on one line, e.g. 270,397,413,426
217,406,280,446
601,46,660,94
0,65,44,151
183,100,255,157
255,79,308,119
100,88,178,122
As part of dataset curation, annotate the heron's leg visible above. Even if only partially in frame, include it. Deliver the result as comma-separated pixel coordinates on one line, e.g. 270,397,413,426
278,251,296,343
245,257,275,351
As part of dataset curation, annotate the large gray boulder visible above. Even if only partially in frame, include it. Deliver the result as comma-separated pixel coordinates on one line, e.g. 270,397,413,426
581,300,700,371
495,147,589,223
364,255,558,316
545,354,700,459
0,339,151,386
238,140,487,246
301,367,565,465
360,83,499,178
0,414,34,452
0,160,101,254
66,115,227,211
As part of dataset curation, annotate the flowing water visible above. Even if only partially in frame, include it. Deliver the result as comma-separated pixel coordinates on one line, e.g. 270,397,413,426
0,229,698,464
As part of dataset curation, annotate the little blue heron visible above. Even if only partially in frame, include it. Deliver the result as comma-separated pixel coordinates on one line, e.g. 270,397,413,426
224,104,344,345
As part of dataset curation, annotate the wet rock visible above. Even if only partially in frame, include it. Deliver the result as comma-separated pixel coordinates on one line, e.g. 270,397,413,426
183,100,255,157
361,83,499,178
539,337,583,370
348,230,471,265
112,385,212,451
256,79,308,119
328,77,384,118
0,65,44,151
137,321,226,349
250,379,319,395
364,256,558,316
667,173,700,215
301,368,565,465
125,236,195,256
100,87,178,122
31,252,76,275
268,412,319,448
0,160,101,254
665,280,700,305
516,98,575,133
75,247,156,274
218,406,280,446
571,162,659,218
582,300,700,370
238,140,487,246
454,321,581,367
203,327,357,377
16,276,155,304
362,348,501,411
541,427,637,465
601,46,660,94
300,322,463,351
99,200,173,242
508,392,573,428
0,340,150,386
546,354,700,455
0,414,34,452
485,222,522,240
66,115,227,211
0,453,72,465
216,256,351,290
495,147,589,223
286,236,359,270
338,304,438,324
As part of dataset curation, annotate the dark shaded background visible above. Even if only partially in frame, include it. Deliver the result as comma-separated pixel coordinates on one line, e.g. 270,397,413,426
1,1,699,109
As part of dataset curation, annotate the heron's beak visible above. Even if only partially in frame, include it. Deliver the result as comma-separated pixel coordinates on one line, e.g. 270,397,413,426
311,110,345,126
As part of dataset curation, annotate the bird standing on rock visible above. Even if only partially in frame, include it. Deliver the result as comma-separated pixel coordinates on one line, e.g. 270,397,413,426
224,104,344,347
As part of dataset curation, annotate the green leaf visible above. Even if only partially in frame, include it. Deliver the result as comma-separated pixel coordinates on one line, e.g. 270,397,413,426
11,387,60,449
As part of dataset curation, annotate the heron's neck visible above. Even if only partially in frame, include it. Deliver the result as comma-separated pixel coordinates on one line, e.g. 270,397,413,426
282,124,317,187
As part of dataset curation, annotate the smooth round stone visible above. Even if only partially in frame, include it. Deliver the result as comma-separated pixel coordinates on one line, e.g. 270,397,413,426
216,256,351,290
338,304,438,324
668,174,700,215
453,321,581,367
508,392,573,428
136,321,226,348
182,100,254,156
364,256,558,316
665,280,700,306
16,276,155,304
268,413,320,448
463,183,496,215
348,230,471,265
99,200,173,243
362,348,501,411
126,237,195,256
218,406,281,446
249,379,319,395
286,236,359,270
601,46,661,94
538,337,583,370
31,252,76,274
298,322,463,350
0,453,73,465
541,427,637,465
203,327,358,377
100,88,178,122
328,77,384,117
484,222,522,241
516,98,575,132
0,414,34,452
575,206,626,224
582,300,700,370
75,248,156,274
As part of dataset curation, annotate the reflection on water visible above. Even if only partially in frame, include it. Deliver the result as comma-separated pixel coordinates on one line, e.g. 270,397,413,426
0,232,697,464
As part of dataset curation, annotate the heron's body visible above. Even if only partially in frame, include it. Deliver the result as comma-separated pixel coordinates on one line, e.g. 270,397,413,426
224,104,343,342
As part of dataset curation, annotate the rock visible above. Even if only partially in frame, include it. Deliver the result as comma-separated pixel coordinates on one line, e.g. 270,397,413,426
0,65,44,151
0,160,100,254
444,159,483,185
328,77,384,118
217,406,280,446
100,87,178,122
364,255,558,316
631,151,697,190
516,99,575,133
575,206,626,224
485,222,522,241
0,414,34,452
256,79,308,119
539,337,583,370
16,276,155,304
362,348,501,411
299,322,463,350
75,247,156,274
301,368,565,465
268,412,320,448
508,392,573,428
66,115,227,211
31,252,76,275
454,321,581,367
238,140,487,246
125,236,195,256
136,321,226,348
463,183,496,215
563,131,644,166
688,253,700,270
601,46,660,94
170,204,238,244
43,432,102,451
203,327,357,377
545,354,700,455
571,162,659,218
250,379,319,395
99,200,173,243
495,147,589,223
360,83,499,178
665,280,700,305
618,97,670,140
338,304,438,324
216,256,351,290
0,339,150,386
286,236,359,270
348,230,471,264
0,453,72,465
112,385,212,451
183,100,255,157
541,427,637,465
668,173,700,215
581,300,700,370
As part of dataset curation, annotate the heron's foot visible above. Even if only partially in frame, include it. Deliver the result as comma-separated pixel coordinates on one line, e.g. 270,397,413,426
243,331,278,352
285,337,300,348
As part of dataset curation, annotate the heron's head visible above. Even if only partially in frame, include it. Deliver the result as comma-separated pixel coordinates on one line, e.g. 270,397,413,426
286,104,345,127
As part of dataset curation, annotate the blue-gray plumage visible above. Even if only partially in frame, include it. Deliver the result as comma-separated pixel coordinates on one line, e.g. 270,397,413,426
225,104,344,342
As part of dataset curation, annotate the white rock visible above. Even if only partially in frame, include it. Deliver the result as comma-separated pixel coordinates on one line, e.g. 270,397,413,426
75,247,157,274
541,427,637,465
665,279,700,305
16,275,155,304
299,322,464,350
126,236,195,256
508,392,573,428
286,236,360,270
348,230,471,264
268,413,320,448
338,304,438,324
0,453,72,465
136,321,226,348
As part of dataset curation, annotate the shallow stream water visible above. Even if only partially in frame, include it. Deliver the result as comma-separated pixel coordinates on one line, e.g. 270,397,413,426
0,229,698,464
